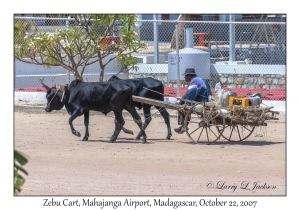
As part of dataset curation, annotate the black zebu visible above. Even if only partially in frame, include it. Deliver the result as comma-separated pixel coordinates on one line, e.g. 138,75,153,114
108,75,172,140
40,79,147,143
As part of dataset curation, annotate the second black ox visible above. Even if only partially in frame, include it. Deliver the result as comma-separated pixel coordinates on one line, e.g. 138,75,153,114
40,79,147,143
108,75,172,140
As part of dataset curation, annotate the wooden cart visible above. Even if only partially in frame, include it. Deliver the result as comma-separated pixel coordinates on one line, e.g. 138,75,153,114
132,95,280,144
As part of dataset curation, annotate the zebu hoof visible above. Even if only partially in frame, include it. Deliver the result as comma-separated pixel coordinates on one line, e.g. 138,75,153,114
142,139,147,144
128,130,134,135
136,131,147,140
165,135,172,140
73,131,81,137
82,136,88,141
109,138,116,143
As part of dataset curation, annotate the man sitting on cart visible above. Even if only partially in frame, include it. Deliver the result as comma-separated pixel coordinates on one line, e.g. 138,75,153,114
174,68,210,134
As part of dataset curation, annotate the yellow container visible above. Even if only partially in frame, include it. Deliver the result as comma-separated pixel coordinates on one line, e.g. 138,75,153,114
228,96,250,107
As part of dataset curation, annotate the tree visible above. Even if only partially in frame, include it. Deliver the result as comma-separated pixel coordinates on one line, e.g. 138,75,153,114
14,19,37,45
14,150,28,195
14,14,146,82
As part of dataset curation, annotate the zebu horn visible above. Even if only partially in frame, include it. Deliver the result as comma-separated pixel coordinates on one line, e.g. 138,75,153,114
60,84,69,102
39,78,50,91
52,79,56,88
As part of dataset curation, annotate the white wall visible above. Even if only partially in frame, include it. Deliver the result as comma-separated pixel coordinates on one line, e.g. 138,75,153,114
15,54,122,76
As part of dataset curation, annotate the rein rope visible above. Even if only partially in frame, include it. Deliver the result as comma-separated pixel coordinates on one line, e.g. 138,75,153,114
47,89,59,107
142,87,165,96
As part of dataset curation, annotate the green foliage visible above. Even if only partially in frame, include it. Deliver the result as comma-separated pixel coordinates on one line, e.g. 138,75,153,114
14,14,146,81
14,150,28,195
14,20,37,45
90,22,106,36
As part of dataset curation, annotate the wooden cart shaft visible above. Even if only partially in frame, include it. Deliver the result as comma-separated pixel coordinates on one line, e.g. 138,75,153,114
132,96,183,110
132,96,216,111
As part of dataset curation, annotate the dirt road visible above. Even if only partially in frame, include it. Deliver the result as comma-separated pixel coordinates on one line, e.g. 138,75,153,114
14,107,286,196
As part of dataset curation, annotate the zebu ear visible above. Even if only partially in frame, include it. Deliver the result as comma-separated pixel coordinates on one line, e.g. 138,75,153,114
39,78,50,91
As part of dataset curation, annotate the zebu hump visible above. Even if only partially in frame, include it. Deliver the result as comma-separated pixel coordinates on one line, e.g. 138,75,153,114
109,81,131,93
69,79,83,90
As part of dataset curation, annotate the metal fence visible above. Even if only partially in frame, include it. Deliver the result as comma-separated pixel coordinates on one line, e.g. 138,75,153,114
14,15,286,101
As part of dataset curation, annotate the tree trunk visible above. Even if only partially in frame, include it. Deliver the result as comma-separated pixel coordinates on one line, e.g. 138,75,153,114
96,51,105,82
170,14,191,49
73,70,83,80
99,68,104,82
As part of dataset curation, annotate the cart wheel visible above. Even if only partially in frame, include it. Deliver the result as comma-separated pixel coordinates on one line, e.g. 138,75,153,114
218,123,255,142
184,103,225,144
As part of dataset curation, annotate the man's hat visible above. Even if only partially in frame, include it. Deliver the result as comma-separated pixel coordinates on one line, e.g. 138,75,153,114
182,68,197,76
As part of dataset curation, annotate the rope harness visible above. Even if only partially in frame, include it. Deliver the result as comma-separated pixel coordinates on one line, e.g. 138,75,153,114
47,86,67,107
47,89,59,107
142,87,164,96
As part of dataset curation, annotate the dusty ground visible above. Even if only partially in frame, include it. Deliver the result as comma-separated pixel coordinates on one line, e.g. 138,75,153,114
14,106,286,196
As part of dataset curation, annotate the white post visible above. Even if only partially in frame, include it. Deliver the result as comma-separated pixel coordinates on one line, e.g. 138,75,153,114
176,23,180,97
229,14,236,62
66,15,70,28
153,14,159,64
135,14,142,40
66,16,71,83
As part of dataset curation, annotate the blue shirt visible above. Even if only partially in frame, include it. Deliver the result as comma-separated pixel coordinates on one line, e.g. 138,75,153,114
182,76,208,103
